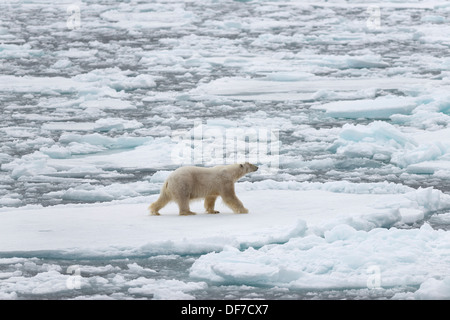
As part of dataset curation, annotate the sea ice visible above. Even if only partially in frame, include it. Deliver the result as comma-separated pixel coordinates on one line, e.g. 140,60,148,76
312,96,418,119
1,182,449,257
190,223,450,295
2,0,450,300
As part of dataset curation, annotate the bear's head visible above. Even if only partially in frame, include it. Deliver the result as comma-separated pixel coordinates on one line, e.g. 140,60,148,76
239,162,258,174
227,162,258,182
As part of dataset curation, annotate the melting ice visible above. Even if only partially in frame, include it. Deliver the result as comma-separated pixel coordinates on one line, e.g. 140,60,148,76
1,0,450,299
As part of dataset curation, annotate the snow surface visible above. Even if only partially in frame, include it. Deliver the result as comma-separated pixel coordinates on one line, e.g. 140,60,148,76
2,182,448,255
2,0,450,300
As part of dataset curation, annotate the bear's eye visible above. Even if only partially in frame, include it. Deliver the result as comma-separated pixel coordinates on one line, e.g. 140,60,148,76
240,164,243,168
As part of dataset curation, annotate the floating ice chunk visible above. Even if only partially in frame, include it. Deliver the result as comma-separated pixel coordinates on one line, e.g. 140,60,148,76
433,169,450,179
0,197,22,207
55,181,152,203
296,54,389,70
421,15,446,24
127,278,207,300
206,260,280,285
387,126,450,170
399,208,424,224
2,133,157,180
282,158,334,171
0,43,43,59
407,160,450,175
263,72,315,82
117,74,156,90
0,127,37,138
93,122,124,132
2,153,56,179
18,270,70,295
0,27,9,36
42,118,143,132
391,143,445,168
40,142,108,158
59,133,149,150
345,55,389,69
0,153,12,165
149,171,172,183
41,136,173,175
193,77,432,102
58,48,98,59
65,143,107,155
126,263,157,275
205,20,249,31
428,212,450,229
346,208,402,231
100,7,198,30
62,188,115,203
329,121,416,161
190,223,450,291
251,33,306,48
324,224,361,242
338,121,410,144
81,99,135,110
237,179,414,195
391,92,450,129
312,96,418,119
72,68,156,91
93,118,143,132
51,59,72,69
405,187,450,213
42,131,145,158
411,277,450,299
40,145,72,159
0,69,155,95
79,264,121,275
206,118,239,128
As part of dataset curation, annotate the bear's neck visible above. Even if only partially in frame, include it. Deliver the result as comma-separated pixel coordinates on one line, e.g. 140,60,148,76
231,172,245,182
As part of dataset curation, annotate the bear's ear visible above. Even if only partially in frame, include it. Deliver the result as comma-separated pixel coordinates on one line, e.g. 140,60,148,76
240,164,243,168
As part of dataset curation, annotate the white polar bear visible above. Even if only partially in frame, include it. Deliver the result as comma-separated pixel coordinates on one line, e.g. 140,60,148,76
149,162,258,215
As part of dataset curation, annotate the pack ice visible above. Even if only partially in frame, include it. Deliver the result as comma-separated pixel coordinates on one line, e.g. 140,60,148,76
1,180,450,299
2,0,450,300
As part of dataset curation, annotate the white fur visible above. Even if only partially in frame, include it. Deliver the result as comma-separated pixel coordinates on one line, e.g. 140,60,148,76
149,163,258,215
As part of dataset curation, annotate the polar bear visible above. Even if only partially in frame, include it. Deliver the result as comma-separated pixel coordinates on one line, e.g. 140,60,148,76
149,162,258,216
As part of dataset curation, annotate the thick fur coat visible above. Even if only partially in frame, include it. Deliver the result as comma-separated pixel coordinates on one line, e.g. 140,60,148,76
149,162,258,215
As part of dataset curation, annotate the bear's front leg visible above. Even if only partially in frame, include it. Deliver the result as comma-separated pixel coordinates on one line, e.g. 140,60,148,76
221,194,248,214
235,207,249,214
204,195,219,214
177,197,196,215
220,184,249,214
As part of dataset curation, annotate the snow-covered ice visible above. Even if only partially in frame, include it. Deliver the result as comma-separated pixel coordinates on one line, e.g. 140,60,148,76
1,0,450,300
2,182,450,299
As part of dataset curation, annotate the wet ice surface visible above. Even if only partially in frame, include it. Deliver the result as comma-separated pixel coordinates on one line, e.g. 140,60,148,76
1,0,450,299
0,255,422,300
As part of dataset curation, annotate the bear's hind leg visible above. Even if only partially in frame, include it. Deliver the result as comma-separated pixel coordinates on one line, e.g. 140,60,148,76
204,195,219,214
149,204,161,216
149,181,172,216
149,195,170,216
